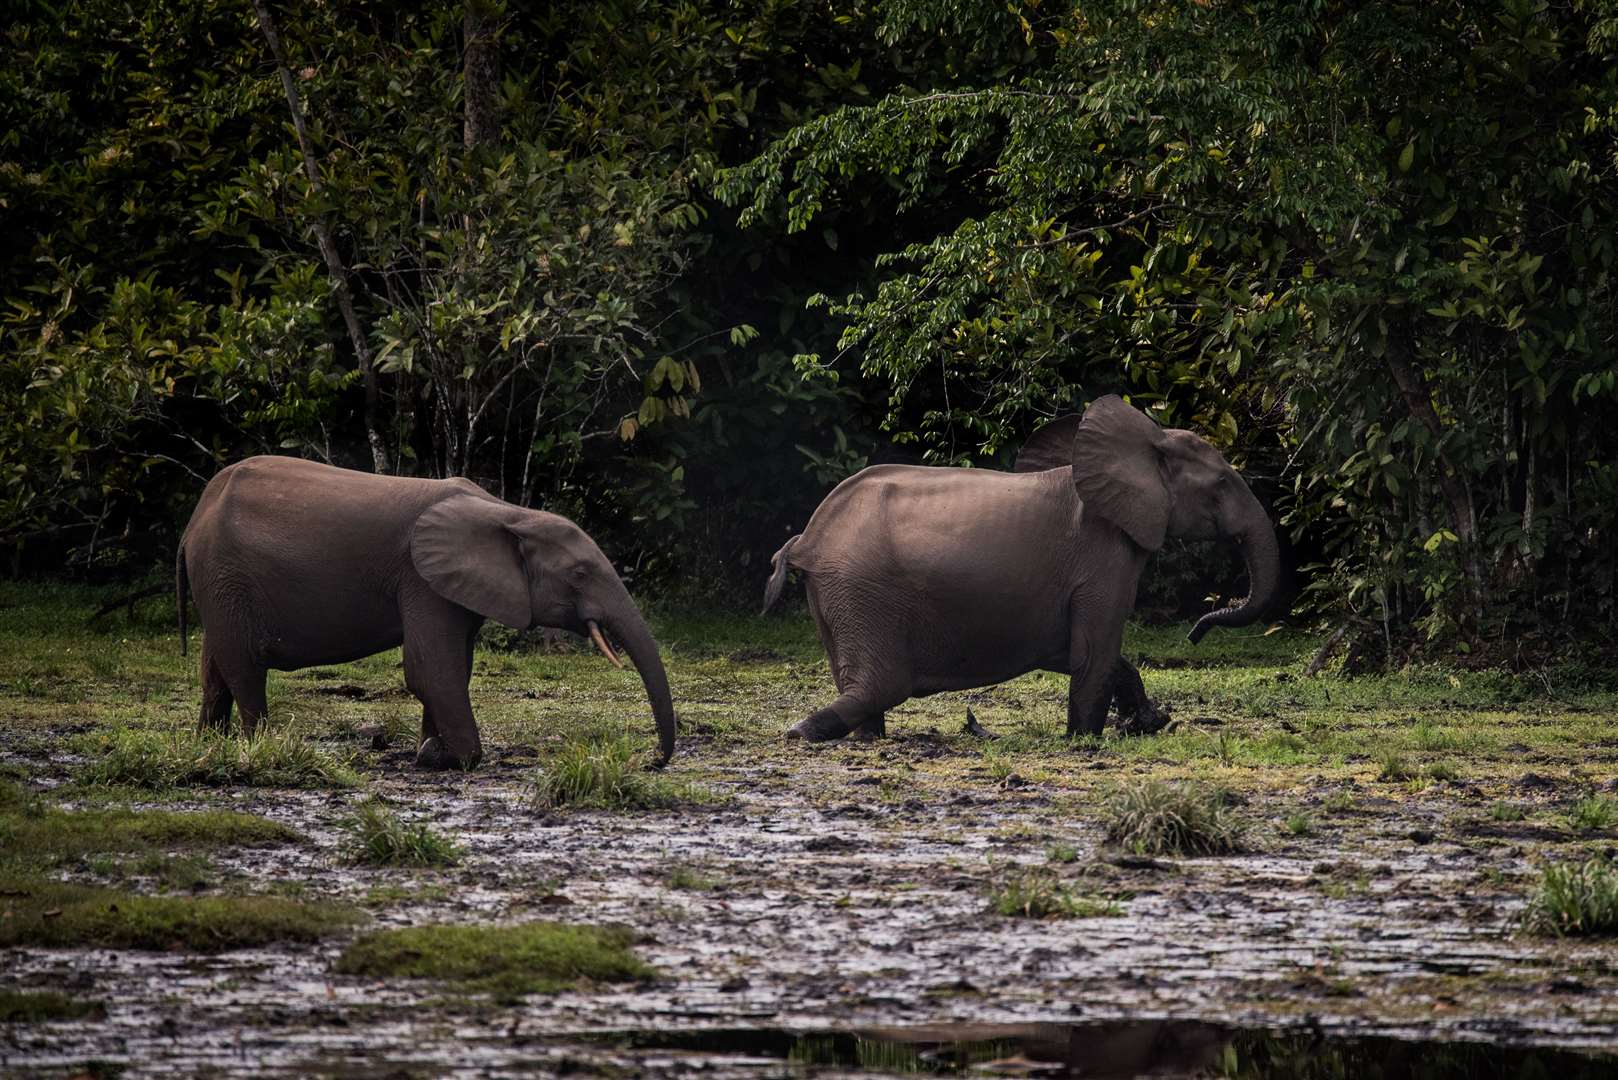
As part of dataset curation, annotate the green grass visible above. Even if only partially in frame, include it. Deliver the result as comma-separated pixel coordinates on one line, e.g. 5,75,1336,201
988,870,1121,919
0,873,362,951
1102,780,1248,856
1376,752,1415,782
1521,859,1618,937
666,864,721,890
341,798,462,867
1489,801,1529,822
333,921,652,999
0,990,105,1024
0,783,298,864
1283,812,1315,837
533,737,714,810
77,727,359,790
1566,794,1618,833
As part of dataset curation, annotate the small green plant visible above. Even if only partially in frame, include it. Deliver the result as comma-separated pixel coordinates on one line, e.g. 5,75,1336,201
1424,761,1461,783
1489,801,1528,822
533,738,710,811
1283,813,1314,837
1102,781,1247,856
1566,794,1618,832
1323,790,1356,814
342,798,461,867
1045,843,1080,864
988,870,1120,919
0,991,105,1024
78,727,359,790
1376,752,1414,782
334,921,652,999
666,864,720,891
1521,859,1618,937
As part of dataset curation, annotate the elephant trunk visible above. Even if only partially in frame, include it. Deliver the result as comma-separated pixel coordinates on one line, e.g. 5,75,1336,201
1187,490,1283,645
602,596,677,765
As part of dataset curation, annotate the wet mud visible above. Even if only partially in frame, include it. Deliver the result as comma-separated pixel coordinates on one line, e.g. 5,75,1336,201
6,707,1618,1075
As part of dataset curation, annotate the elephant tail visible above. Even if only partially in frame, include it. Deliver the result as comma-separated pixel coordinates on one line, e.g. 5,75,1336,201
176,543,188,657
761,534,801,615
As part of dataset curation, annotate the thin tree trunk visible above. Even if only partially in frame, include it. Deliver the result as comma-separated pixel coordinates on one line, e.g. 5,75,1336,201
463,2,501,151
1383,319,1483,621
251,0,390,474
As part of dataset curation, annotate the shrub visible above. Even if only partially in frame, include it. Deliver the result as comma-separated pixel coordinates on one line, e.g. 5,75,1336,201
1102,780,1248,856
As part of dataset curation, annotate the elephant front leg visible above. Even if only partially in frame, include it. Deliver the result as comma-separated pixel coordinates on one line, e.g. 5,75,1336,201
1111,658,1169,736
403,609,484,770
1065,620,1123,738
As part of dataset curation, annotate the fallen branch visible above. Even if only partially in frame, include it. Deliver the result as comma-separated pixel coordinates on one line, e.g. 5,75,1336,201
88,584,168,625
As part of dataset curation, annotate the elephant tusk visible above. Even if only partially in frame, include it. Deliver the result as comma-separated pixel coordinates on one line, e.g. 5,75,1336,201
588,621,624,669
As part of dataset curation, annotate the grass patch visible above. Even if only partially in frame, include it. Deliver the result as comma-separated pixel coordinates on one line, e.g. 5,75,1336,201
1376,752,1415,782
666,864,720,891
1566,794,1618,832
1103,780,1248,856
1045,843,1080,864
78,727,359,790
1489,801,1529,822
0,874,362,951
988,870,1121,919
534,737,712,811
0,789,298,865
1283,812,1315,837
334,921,651,999
1521,859,1618,937
341,798,461,867
0,990,105,1024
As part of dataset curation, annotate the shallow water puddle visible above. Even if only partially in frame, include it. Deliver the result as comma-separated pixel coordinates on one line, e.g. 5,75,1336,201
281,1019,1618,1077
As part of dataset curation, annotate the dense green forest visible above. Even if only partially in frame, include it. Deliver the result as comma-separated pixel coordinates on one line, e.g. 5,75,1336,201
4,0,1617,655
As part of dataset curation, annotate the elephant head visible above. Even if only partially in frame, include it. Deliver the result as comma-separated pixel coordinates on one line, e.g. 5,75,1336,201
410,494,677,765
1017,396,1282,645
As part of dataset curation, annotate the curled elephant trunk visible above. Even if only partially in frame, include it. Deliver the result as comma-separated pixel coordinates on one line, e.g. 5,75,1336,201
603,598,677,765
1188,492,1283,645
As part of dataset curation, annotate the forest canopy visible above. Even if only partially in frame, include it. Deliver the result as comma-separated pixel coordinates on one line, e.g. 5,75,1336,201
3,0,1617,654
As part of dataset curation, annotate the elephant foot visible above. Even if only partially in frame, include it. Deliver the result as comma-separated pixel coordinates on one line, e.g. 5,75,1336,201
786,707,853,743
1118,698,1172,737
414,736,483,770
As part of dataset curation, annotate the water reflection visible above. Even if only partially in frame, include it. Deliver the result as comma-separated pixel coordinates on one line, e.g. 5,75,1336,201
605,1019,1616,1077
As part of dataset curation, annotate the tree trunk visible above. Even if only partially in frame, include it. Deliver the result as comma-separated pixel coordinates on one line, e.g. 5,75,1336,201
250,0,390,474
463,2,501,151
1383,316,1483,621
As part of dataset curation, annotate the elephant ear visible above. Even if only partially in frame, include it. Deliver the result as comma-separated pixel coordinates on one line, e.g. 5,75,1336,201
410,493,533,629
1013,414,1083,473
1071,395,1171,552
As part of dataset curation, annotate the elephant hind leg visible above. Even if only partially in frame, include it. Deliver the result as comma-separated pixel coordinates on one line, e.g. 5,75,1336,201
788,692,892,743
197,638,234,733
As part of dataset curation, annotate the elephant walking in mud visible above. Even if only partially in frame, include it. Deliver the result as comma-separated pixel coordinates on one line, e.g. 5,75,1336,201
177,456,677,769
761,395,1282,742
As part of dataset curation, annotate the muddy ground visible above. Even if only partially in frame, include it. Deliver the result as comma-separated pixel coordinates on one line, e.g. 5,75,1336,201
2,592,1617,1076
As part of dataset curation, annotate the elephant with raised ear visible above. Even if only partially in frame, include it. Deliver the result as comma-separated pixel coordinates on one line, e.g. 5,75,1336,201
176,456,676,769
761,395,1281,741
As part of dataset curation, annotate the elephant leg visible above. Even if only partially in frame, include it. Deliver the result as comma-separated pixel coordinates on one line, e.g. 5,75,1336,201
197,636,234,733
1066,619,1123,738
788,692,890,743
849,712,887,741
227,663,269,739
403,607,483,769
421,626,477,747
1111,657,1169,735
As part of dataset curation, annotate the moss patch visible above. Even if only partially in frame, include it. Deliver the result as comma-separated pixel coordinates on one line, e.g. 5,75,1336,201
0,875,362,951
0,795,298,864
334,921,652,999
0,990,105,1023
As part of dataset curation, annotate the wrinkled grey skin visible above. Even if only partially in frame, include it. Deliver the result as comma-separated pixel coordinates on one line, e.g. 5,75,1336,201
762,396,1281,742
177,456,676,769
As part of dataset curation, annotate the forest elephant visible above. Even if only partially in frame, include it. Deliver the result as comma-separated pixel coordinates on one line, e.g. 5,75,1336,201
176,456,676,769
761,395,1281,742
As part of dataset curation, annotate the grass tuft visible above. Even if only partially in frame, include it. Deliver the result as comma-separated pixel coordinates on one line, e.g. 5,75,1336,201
666,864,720,891
1521,859,1618,937
1283,812,1315,837
533,737,712,811
334,921,651,999
0,874,361,951
988,870,1121,919
1376,752,1415,782
78,727,359,790
341,798,461,867
1489,801,1528,822
0,800,297,866
1103,780,1248,856
1566,794,1618,832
